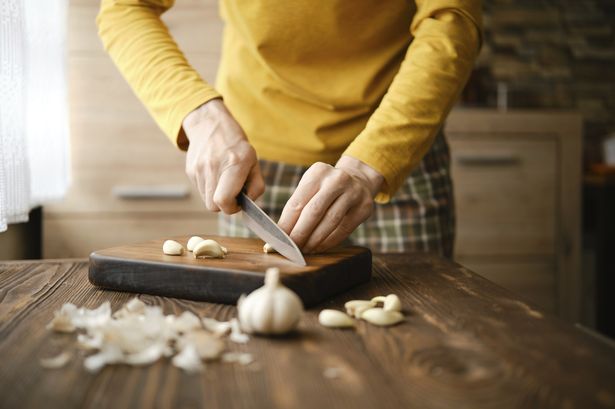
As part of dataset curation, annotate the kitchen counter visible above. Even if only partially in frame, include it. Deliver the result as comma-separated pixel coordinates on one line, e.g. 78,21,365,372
0,255,614,409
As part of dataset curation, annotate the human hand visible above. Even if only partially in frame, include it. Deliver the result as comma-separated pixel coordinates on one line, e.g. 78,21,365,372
183,99,264,213
278,156,384,253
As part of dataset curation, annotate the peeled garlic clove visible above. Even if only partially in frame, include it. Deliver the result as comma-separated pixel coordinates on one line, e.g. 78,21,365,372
344,300,376,318
360,308,404,327
163,240,184,255
186,236,204,251
383,294,402,312
370,296,386,305
263,243,277,253
193,239,226,259
318,309,355,328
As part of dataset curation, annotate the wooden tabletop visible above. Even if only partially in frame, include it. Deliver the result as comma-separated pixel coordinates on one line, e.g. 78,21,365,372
1,255,614,409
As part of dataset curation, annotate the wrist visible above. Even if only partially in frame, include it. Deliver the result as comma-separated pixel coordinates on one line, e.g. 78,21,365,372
335,155,384,198
182,98,224,139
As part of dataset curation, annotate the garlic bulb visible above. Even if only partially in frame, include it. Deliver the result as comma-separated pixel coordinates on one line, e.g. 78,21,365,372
238,267,304,335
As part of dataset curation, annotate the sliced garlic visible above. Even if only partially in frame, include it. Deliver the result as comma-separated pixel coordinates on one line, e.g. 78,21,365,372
163,240,184,255
383,294,402,312
186,236,205,251
263,243,277,253
193,239,226,259
360,308,404,327
344,300,376,318
318,309,355,328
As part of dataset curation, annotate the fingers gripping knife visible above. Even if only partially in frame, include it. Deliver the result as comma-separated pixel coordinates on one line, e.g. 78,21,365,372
236,192,306,266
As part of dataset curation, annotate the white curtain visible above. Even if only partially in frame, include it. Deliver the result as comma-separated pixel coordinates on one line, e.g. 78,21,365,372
0,0,70,232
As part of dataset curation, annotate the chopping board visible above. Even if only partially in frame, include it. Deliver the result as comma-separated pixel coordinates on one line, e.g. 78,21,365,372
88,235,372,308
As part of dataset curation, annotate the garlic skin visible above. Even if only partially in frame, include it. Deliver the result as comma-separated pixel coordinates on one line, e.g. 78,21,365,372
238,267,304,335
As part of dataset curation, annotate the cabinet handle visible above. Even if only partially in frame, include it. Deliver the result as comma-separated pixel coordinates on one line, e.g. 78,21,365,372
112,185,190,200
456,154,520,167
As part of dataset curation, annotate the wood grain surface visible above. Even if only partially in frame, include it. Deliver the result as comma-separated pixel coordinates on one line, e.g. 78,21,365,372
88,236,372,307
1,255,614,409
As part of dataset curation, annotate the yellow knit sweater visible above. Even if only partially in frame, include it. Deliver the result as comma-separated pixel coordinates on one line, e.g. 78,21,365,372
97,0,481,202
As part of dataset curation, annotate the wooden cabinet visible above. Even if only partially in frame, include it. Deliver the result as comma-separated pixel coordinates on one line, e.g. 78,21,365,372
43,0,222,258
47,1,582,321
445,110,582,321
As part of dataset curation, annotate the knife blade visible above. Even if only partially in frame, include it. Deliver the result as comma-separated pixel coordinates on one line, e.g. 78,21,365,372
237,192,306,266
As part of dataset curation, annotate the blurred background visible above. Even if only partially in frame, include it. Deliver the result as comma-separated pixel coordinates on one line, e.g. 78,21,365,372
1,0,614,337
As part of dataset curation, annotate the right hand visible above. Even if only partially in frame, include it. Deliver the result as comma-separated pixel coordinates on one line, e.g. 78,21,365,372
183,99,265,214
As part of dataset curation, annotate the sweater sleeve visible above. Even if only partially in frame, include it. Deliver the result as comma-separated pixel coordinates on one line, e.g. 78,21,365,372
96,0,222,150
342,0,482,203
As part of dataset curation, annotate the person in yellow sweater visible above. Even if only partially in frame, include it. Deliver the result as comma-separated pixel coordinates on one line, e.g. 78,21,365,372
97,0,481,257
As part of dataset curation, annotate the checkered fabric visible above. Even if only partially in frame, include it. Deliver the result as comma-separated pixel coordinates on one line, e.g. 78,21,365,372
219,131,455,258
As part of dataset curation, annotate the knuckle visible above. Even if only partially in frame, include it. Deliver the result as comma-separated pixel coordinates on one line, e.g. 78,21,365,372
305,198,325,218
310,161,331,175
328,210,344,226
334,169,351,184
288,199,305,212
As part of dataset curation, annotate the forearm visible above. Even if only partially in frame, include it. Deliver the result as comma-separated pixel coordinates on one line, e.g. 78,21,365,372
343,1,482,203
97,0,220,149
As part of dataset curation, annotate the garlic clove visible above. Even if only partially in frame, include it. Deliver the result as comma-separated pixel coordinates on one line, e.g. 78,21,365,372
318,309,355,328
344,300,376,318
263,243,277,253
193,239,226,259
360,308,404,327
163,240,184,256
383,294,402,312
186,236,205,252
370,296,387,305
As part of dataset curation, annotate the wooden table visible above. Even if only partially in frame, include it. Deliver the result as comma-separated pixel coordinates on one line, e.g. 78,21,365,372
1,255,614,409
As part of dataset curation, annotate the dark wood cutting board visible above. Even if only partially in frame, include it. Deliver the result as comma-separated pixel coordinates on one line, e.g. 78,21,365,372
88,235,372,308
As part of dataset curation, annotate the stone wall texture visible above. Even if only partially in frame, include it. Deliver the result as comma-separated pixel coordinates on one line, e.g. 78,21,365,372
461,0,615,163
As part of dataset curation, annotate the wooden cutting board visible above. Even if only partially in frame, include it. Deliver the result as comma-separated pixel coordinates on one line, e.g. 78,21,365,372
88,235,372,308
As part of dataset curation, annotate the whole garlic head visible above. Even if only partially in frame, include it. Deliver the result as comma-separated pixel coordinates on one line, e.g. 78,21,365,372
238,267,304,335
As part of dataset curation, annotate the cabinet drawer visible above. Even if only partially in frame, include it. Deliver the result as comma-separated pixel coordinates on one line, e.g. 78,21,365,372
43,214,218,258
449,135,557,257
457,258,557,312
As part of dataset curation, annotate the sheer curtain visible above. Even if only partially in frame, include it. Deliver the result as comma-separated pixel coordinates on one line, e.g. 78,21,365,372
0,0,70,232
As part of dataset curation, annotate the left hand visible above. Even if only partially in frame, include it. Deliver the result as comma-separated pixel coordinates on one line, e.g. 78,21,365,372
277,156,384,254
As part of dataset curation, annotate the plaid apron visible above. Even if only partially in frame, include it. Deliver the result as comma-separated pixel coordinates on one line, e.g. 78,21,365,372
219,131,455,257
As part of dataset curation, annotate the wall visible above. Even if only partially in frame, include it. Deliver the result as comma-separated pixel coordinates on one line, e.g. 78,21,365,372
462,0,615,164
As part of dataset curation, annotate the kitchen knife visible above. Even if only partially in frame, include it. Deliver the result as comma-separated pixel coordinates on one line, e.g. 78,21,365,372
237,192,307,266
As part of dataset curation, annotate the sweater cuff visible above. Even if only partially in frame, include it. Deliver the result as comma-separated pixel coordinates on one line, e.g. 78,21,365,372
342,142,403,204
